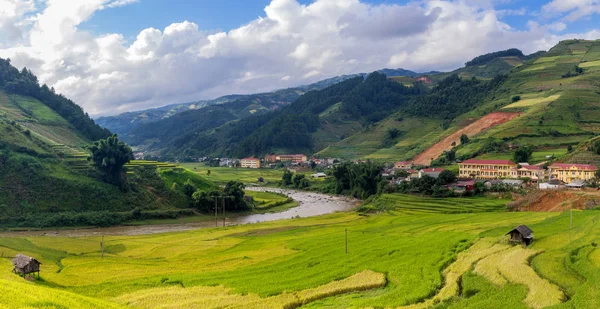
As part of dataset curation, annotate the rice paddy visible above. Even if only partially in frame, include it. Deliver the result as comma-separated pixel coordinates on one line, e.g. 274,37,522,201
502,94,561,109
3,195,600,308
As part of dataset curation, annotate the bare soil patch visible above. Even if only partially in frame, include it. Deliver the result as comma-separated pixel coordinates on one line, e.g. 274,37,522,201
413,112,521,165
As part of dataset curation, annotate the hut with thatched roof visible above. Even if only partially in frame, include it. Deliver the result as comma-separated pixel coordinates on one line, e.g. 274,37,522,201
506,225,534,246
12,254,41,277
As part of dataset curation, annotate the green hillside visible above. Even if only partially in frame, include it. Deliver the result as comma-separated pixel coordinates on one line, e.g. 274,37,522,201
321,40,600,164
0,89,218,228
0,57,218,228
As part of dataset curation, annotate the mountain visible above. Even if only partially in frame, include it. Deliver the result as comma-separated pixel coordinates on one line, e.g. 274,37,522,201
96,68,436,143
131,47,540,161
321,39,600,164
0,58,214,228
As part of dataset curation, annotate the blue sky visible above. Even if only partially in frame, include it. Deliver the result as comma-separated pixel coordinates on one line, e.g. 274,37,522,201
1,0,600,115
80,0,600,43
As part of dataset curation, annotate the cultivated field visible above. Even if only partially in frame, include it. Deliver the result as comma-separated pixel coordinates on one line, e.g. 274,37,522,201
2,194,600,308
180,165,287,185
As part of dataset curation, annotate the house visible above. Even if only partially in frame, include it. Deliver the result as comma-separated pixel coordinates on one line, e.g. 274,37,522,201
265,154,307,163
133,152,144,160
415,76,432,84
506,225,534,246
511,164,545,181
549,163,597,183
219,158,234,167
240,157,261,169
459,159,517,179
566,179,586,189
539,182,561,190
452,180,476,193
12,254,41,277
418,167,445,178
394,161,413,169
483,179,503,189
311,172,327,178
502,179,524,188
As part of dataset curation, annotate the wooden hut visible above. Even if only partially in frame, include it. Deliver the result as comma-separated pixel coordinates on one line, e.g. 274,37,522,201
12,254,41,277
506,225,534,246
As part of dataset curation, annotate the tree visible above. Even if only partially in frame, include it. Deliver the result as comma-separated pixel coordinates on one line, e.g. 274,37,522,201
207,169,211,177
387,128,400,139
88,134,133,188
444,149,456,162
282,170,293,186
596,169,600,180
437,170,457,185
511,95,521,103
395,169,410,178
460,134,470,145
592,140,600,155
224,181,250,211
513,146,533,163
293,174,309,189
567,145,573,153
183,179,196,197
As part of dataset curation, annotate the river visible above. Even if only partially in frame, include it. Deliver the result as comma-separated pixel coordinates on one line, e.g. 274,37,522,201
0,188,359,237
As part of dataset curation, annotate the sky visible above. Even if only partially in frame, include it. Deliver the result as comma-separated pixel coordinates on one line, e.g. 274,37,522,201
0,0,599,116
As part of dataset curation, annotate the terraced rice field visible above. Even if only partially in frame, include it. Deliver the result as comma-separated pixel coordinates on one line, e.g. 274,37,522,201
502,94,561,109
5,193,599,308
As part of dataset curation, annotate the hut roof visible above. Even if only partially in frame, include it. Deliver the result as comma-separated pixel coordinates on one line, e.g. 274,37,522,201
12,254,41,269
506,225,533,238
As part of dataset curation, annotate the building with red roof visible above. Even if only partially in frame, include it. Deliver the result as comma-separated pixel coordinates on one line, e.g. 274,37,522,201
549,163,597,183
459,159,517,179
394,161,413,169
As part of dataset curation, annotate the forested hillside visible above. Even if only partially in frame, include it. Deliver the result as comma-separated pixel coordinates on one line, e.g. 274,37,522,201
150,72,427,159
320,39,600,164
0,59,215,228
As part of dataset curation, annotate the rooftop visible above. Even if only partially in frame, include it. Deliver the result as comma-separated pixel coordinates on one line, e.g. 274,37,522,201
550,163,597,170
460,159,516,165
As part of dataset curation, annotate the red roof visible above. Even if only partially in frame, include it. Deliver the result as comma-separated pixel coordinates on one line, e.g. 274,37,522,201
395,161,411,165
550,163,597,171
460,159,516,165
421,168,445,173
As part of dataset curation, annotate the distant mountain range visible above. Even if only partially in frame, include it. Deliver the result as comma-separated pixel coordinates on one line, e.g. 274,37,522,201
95,68,437,138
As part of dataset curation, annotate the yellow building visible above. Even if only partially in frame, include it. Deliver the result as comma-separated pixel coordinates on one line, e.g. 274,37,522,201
549,163,597,183
459,159,517,179
240,157,261,169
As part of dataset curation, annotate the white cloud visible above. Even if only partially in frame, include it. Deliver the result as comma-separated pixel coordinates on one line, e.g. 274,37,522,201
542,0,600,21
0,0,597,116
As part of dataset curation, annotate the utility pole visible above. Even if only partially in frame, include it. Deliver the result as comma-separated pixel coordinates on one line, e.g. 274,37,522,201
215,198,218,228
101,235,105,259
222,196,226,228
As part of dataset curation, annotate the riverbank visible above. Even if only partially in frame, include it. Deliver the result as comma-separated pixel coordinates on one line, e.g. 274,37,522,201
0,188,359,237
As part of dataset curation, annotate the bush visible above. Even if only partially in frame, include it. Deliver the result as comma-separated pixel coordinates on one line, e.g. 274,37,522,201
511,95,521,103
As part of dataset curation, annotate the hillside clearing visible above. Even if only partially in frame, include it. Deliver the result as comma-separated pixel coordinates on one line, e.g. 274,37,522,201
413,112,521,165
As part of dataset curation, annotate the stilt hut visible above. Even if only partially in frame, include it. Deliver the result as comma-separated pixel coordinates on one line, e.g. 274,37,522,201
506,225,534,246
12,254,41,278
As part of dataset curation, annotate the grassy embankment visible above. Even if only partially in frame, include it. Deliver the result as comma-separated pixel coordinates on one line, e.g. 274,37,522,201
3,194,600,308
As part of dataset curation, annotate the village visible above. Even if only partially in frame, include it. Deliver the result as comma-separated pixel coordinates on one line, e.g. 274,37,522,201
192,152,600,193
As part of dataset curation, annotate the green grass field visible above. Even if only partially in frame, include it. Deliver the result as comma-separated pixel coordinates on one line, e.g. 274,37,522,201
180,165,286,185
4,192,600,308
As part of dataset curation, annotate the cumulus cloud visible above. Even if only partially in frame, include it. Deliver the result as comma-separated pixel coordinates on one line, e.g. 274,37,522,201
542,0,600,21
0,0,596,116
